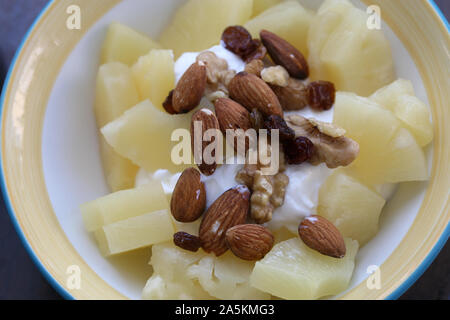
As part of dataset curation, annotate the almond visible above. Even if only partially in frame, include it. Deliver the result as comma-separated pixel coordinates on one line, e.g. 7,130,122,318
260,30,309,79
215,98,252,133
162,89,177,114
170,168,206,222
298,215,346,258
191,108,221,176
199,185,250,256
228,72,283,117
226,224,274,261
173,62,207,113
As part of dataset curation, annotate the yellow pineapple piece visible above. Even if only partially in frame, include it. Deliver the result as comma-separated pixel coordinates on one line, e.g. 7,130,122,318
159,0,253,57
95,62,140,191
250,238,359,300
81,183,168,231
370,79,415,108
95,209,174,256
101,22,161,66
245,1,314,56
308,1,395,96
142,274,213,300
131,49,175,111
101,100,192,173
391,95,433,147
318,170,386,245
334,92,428,184
252,0,282,17
187,252,270,300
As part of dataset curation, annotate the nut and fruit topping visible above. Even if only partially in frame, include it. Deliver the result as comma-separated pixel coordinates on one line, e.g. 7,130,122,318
261,66,290,87
270,78,309,111
222,26,267,63
286,115,359,168
170,168,206,222
191,108,221,175
264,115,296,142
173,232,202,252
283,136,315,165
249,108,265,131
199,185,250,256
173,61,207,113
260,30,309,79
229,71,283,117
226,224,274,261
307,81,336,111
298,215,346,258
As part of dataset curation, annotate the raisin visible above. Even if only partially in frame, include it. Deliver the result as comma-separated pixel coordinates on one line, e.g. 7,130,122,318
264,115,295,142
250,108,265,131
307,81,336,111
222,26,267,62
222,26,254,57
173,232,202,252
162,90,177,114
283,136,314,164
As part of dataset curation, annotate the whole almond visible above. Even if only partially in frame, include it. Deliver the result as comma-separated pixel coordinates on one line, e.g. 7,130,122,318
173,62,207,113
298,215,346,258
226,224,274,261
229,72,283,117
199,185,250,256
191,109,221,176
270,78,309,111
170,168,206,222
215,98,252,133
260,30,309,79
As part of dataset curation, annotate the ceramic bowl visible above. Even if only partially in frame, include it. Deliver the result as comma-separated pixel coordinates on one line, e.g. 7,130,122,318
1,0,449,299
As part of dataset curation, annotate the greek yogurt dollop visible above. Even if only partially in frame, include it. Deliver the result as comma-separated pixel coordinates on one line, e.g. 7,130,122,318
135,44,397,235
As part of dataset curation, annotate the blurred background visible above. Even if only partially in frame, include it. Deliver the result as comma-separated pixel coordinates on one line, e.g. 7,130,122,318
0,0,448,300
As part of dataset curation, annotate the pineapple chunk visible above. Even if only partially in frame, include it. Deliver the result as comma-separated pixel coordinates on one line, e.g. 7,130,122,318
252,0,282,17
250,238,359,300
334,92,428,184
245,1,314,56
101,100,192,173
308,1,395,96
383,128,428,183
142,274,212,300
95,62,140,191
101,22,161,66
95,209,174,256
391,95,433,147
370,80,433,146
150,243,269,300
370,79,415,108
187,252,270,300
81,183,168,231
131,49,175,111
159,0,253,57
333,92,400,184
318,170,386,245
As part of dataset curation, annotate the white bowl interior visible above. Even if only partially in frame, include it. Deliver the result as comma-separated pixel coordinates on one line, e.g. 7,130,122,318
42,0,432,299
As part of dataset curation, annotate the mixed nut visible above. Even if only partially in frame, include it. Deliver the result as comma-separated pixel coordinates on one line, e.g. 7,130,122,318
164,26,356,261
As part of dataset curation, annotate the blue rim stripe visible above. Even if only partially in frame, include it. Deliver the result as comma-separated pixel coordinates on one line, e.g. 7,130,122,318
0,0,448,301
0,0,73,300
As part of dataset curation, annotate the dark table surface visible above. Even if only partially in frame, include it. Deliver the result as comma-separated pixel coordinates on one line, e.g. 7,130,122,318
0,0,449,300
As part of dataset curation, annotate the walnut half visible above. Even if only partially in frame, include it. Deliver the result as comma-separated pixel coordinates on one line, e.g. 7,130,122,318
286,115,359,169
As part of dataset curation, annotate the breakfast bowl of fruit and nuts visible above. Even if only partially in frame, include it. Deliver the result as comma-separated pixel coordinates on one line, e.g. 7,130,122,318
1,0,448,300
